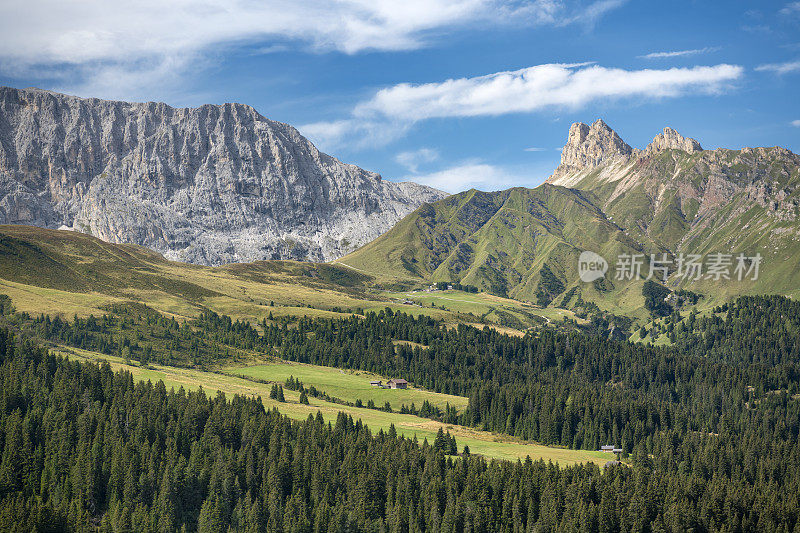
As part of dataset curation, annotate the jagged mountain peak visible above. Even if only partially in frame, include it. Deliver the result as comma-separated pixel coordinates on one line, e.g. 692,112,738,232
646,126,703,154
559,119,632,172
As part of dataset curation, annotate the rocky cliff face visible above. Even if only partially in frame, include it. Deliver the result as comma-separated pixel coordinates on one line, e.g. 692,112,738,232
550,119,632,182
0,86,446,264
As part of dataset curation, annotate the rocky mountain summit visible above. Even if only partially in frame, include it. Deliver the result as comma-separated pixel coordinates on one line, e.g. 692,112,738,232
645,127,702,154
0,86,446,264
550,120,704,184
551,119,632,180
547,119,800,253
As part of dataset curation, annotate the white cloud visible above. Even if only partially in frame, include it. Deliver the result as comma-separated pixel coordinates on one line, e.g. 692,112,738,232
639,47,721,59
395,148,440,172
742,24,772,34
0,0,488,63
755,60,800,75
252,45,292,55
358,63,741,120
52,55,214,104
792,120,800,127
0,0,626,100
403,162,520,193
305,62,743,149
524,147,548,152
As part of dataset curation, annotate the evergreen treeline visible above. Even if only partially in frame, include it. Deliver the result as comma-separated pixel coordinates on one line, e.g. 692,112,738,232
12,303,264,368
253,307,798,453
11,298,800,454
2,326,800,532
674,295,800,365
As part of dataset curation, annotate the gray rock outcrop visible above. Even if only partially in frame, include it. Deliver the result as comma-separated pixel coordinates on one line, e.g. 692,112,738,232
548,119,633,184
0,86,447,264
558,119,633,170
645,127,702,154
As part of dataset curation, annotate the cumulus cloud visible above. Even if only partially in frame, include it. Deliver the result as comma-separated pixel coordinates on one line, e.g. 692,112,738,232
301,118,413,152
0,0,625,100
0,0,486,63
304,62,743,149
638,47,721,59
361,63,742,120
755,60,800,74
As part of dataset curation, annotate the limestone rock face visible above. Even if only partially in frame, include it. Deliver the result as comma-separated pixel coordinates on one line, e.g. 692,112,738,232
558,119,633,170
646,127,703,154
548,119,633,184
0,86,447,264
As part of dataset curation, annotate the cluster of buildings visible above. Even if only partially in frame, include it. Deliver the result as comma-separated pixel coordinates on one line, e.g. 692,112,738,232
369,378,408,389
425,284,453,292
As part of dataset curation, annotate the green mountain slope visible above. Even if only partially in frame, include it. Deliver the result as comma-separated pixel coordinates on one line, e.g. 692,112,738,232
342,185,648,309
342,122,800,313
553,146,800,256
0,225,552,332
548,124,800,302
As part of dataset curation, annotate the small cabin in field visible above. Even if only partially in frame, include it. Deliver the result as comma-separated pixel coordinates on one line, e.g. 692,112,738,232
369,380,382,387
600,445,624,460
387,378,408,389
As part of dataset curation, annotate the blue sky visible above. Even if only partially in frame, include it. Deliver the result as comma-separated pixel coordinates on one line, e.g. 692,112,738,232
1,0,798,192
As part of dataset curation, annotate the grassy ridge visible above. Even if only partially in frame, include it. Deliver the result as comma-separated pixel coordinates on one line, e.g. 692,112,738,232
341,152,800,316
0,225,562,332
0,225,383,318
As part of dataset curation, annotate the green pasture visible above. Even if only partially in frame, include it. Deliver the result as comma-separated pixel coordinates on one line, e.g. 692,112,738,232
54,344,608,466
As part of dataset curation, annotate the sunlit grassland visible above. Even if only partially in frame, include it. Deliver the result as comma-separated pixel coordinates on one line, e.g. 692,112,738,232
54,344,609,466
222,360,468,412
0,226,543,333
385,288,581,326
0,279,120,317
